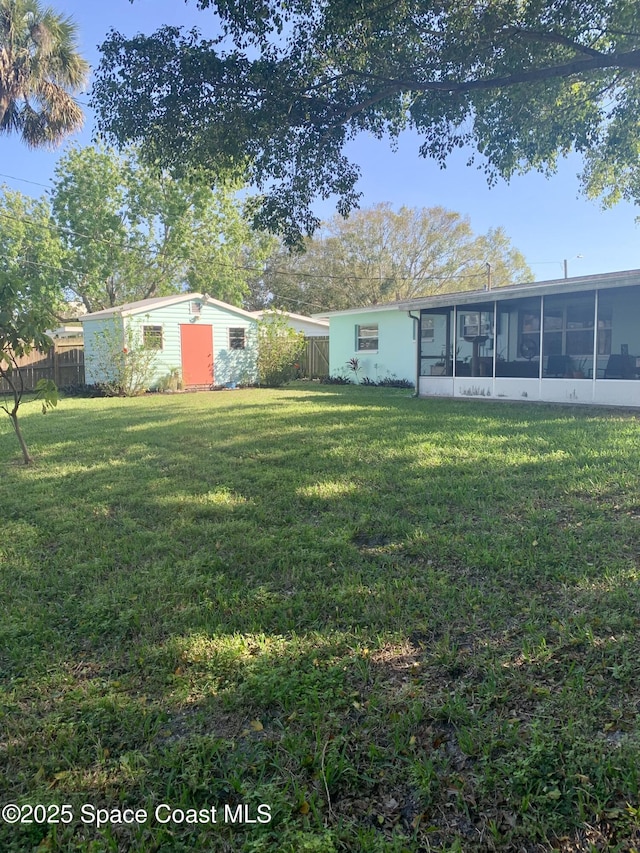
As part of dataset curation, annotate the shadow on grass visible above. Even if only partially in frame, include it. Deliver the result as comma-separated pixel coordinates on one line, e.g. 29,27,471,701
1,387,639,850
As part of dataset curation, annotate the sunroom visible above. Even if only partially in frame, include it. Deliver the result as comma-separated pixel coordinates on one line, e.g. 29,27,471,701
401,269,640,407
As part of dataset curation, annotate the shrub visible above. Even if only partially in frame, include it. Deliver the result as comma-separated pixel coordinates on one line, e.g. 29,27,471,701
86,320,158,396
155,367,183,392
58,383,109,398
377,376,414,388
321,374,414,388
257,312,305,387
320,375,351,384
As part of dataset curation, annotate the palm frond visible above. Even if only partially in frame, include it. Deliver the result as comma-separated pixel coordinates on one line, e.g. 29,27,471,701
0,0,87,147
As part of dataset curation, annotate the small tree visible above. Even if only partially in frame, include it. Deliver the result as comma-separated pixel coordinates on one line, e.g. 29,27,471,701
86,320,159,396
257,312,305,387
0,190,62,464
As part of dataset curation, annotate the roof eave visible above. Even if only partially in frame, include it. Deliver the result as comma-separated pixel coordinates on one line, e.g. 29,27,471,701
397,268,640,311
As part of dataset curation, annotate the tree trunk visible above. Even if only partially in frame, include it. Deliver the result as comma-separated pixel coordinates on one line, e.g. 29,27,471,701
9,412,33,465
0,93,11,129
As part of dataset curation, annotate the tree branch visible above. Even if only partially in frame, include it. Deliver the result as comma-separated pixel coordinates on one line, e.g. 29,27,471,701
503,27,606,58
331,48,640,124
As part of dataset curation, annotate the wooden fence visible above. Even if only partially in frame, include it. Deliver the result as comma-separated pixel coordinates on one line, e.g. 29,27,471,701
0,340,84,393
299,336,329,378
0,335,326,390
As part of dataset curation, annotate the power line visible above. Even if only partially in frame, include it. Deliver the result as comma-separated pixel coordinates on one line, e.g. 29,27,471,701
0,172,53,189
0,170,502,289
0,207,491,289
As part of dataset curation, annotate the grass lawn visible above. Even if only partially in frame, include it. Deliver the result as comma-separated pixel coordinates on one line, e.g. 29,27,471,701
1,384,640,852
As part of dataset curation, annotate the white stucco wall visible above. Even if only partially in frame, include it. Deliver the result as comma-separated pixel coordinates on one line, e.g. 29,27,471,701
285,317,329,336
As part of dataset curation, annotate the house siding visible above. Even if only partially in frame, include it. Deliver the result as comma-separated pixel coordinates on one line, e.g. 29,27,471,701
126,302,257,387
329,310,416,384
83,297,258,389
83,317,124,385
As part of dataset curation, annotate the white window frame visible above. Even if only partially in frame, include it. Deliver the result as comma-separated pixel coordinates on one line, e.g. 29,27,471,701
229,327,246,350
356,324,379,351
142,325,163,350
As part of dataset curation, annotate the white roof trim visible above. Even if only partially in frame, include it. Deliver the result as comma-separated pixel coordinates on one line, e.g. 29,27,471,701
319,268,640,317
251,309,329,326
318,303,413,318
80,293,258,323
398,268,640,310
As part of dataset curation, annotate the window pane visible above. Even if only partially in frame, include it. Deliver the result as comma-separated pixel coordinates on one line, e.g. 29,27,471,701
457,304,494,377
143,326,163,349
229,328,245,349
543,310,563,331
420,309,453,375
566,304,594,329
542,293,594,378
421,316,435,341
543,332,562,356
357,324,378,350
566,330,594,355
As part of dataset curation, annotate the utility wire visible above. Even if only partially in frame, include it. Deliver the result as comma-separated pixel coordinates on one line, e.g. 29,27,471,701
0,208,490,287
0,172,53,189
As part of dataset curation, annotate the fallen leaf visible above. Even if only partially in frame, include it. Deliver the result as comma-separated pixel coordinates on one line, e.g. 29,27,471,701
249,719,263,732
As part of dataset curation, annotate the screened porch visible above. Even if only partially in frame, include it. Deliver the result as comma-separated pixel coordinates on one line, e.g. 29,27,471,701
417,282,640,405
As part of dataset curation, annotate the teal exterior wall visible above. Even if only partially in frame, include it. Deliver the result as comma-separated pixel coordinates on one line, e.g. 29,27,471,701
329,309,417,384
83,298,258,388
83,317,124,385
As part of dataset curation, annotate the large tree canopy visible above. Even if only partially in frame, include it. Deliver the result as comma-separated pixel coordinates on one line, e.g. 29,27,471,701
0,0,88,146
248,203,532,312
93,0,640,246
50,145,275,312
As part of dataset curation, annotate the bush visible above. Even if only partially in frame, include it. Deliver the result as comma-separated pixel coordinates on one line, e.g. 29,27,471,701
321,374,414,388
257,312,306,387
320,375,351,384
377,376,414,388
58,383,109,398
86,320,158,396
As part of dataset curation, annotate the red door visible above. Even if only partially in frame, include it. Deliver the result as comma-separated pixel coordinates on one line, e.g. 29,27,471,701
180,324,214,386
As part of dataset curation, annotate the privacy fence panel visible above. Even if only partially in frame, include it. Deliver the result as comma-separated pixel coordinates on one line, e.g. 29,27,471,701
299,336,329,378
0,340,84,392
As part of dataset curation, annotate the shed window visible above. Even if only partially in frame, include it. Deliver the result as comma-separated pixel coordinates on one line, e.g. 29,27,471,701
229,328,246,349
143,325,163,350
190,301,202,315
356,324,378,351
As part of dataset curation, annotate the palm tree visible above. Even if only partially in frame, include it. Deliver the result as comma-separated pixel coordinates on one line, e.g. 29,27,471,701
0,0,89,147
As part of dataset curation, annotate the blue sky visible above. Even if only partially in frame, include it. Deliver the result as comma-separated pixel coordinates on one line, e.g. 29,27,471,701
3,0,639,281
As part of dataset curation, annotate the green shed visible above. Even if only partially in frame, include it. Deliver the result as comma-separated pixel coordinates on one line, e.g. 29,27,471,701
80,293,259,390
